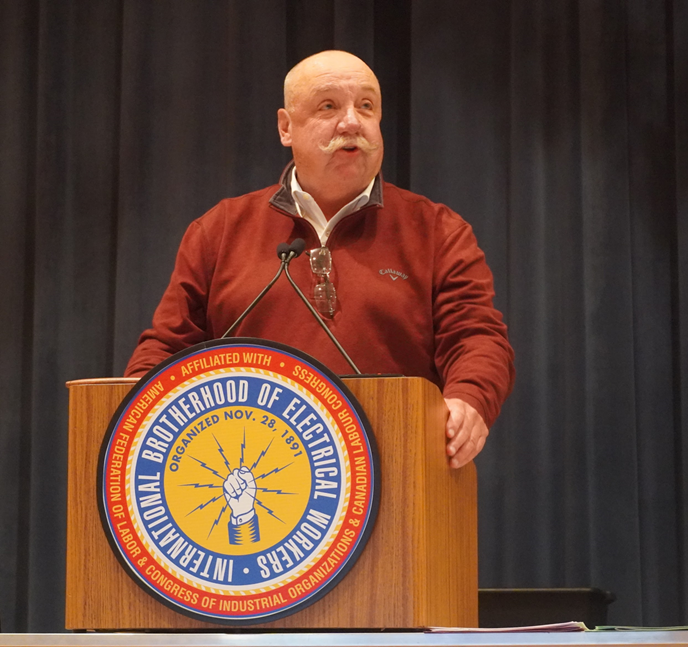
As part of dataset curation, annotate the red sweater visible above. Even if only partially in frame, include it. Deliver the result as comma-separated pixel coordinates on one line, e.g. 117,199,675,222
125,171,515,428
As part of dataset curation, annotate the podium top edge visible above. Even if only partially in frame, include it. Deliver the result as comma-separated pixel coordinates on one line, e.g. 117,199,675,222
65,376,432,387
66,378,140,387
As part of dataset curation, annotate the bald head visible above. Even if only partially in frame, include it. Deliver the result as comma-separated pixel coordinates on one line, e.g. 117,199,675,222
284,50,381,113
277,50,384,219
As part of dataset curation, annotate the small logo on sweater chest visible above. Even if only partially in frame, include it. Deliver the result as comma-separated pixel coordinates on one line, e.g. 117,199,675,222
379,268,408,281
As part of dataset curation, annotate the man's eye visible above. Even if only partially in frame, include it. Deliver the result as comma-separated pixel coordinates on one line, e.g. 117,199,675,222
361,101,374,110
321,102,335,110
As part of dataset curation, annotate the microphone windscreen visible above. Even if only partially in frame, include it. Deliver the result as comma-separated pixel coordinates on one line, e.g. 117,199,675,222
276,242,290,259
290,238,306,257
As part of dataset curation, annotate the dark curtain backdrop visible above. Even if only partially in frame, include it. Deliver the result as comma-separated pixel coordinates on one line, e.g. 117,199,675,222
0,0,686,632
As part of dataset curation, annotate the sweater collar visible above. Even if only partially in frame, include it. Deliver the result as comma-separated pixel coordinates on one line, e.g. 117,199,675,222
269,161,384,217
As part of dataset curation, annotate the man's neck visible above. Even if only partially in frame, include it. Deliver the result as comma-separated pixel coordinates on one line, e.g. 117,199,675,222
318,198,353,221
303,190,358,221
291,169,375,245
293,174,371,221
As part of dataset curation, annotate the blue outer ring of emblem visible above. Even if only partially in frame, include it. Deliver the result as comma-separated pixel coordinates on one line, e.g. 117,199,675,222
97,338,381,625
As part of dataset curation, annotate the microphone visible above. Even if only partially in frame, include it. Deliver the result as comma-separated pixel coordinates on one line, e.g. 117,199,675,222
220,241,297,338
289,238,306,257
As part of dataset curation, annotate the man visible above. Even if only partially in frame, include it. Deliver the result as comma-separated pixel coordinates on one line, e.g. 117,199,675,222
125,50,515,469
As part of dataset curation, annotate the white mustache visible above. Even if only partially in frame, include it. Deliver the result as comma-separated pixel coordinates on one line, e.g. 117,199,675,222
319,135,380,154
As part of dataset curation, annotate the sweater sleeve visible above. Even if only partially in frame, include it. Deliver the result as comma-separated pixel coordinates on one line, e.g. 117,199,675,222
124,219,215,377
432,214,515,428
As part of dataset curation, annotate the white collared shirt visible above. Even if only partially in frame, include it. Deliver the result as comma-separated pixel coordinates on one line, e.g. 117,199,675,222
290,168,375,246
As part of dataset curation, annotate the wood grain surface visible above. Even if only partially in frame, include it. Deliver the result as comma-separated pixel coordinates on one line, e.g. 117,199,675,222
65,377,477,630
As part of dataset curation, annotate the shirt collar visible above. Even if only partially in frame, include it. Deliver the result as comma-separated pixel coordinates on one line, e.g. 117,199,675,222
290,168,375,220
290,168,375,245
269,161,384,220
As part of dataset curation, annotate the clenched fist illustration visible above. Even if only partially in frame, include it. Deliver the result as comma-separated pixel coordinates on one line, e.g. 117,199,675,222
223,467,260,544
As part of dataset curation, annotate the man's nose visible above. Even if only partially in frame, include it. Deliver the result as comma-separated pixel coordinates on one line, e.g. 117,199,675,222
337,106,362,133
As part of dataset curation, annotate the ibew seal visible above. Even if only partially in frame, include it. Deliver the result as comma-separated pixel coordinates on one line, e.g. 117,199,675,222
98,339,379,624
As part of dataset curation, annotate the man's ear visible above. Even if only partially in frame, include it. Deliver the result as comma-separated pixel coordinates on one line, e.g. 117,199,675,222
277,109,292,147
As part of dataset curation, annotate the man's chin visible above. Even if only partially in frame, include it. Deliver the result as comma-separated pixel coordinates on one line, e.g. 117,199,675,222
330,173,377,200
327,163,370,184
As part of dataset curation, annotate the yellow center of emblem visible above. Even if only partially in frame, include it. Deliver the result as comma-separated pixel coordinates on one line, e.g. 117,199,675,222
164,406,313,556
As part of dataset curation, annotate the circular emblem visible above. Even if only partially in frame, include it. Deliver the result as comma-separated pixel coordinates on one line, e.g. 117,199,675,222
98,339,379,624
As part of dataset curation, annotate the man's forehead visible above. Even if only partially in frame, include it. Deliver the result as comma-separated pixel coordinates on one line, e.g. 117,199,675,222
285,50,381,109
307,80,380,97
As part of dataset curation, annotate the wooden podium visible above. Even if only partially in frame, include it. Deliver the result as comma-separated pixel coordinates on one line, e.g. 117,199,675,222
65,376,478,630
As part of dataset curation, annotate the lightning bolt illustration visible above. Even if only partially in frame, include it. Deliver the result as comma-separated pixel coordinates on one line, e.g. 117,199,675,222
213,434,232,473
186,492,225,516
254,498,285,523
255,462,293,481
207,502,228,538
256,486,296,495
180,428,300,538
188,455,225,480
240,428,246,468
249,438,274,471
